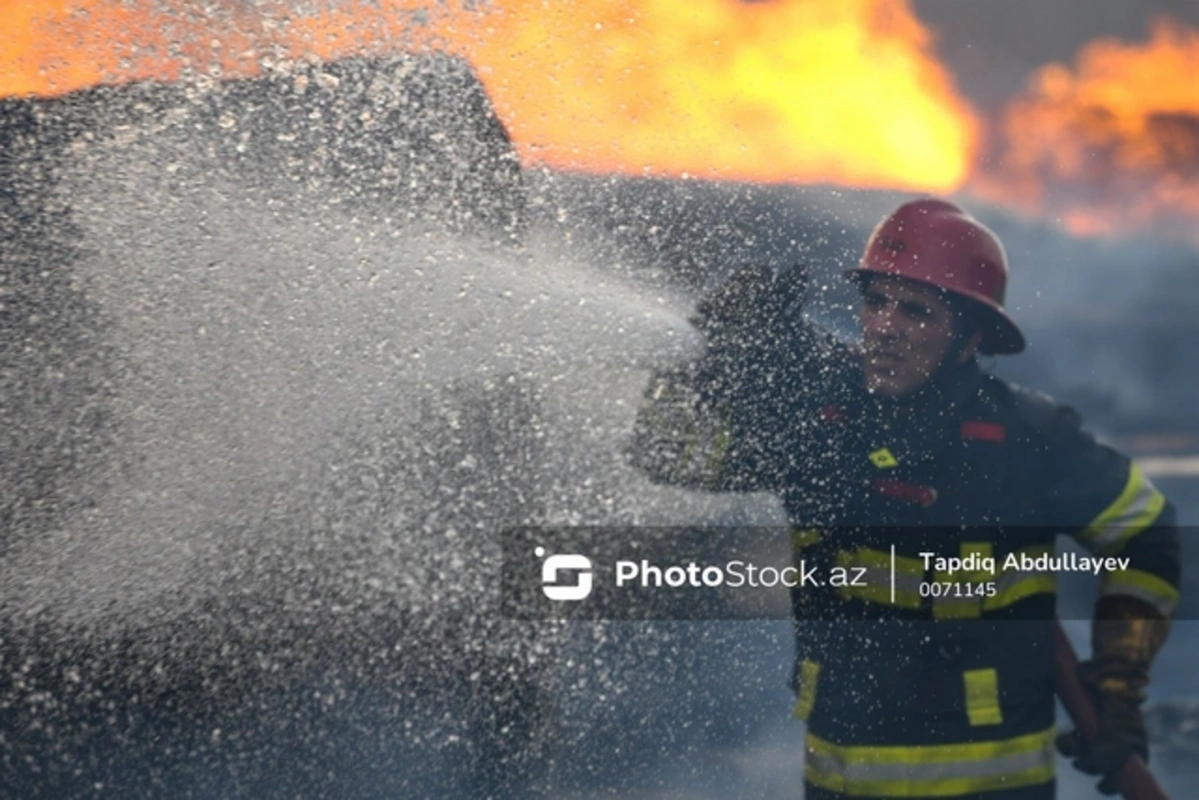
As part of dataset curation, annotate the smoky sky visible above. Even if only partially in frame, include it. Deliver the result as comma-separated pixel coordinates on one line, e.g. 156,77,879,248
913,0,1199,112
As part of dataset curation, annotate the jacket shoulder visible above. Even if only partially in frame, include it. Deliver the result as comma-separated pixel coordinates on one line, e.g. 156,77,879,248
757,321,857,406
978,376,1082,441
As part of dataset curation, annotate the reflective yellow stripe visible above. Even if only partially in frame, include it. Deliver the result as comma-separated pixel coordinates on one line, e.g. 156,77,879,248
792,659,820,721
983,573,1057,612
805,727,1056,798
703,426,730,487
961,542,994,567
963,669,1003,726
837,547,902,572
836,548,923,609
983,546,1057,612
932,542,993,620
792,527,823,549
679,433,698,470
1079,463,1166,555
1102,569,1180,617
832,545,1059,615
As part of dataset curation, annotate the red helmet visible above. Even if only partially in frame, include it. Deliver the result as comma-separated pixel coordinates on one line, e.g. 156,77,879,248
846,198,1025,355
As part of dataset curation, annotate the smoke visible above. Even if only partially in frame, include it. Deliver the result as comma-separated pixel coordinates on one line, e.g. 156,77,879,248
913,0,1199,113
972,209,1199,435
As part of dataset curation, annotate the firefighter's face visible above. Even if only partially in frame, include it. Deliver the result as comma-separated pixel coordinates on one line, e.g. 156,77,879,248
859,276,970,398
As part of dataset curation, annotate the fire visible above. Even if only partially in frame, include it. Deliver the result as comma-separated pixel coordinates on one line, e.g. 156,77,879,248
0,0,976,192
454,0,976,189
974,18,1199,241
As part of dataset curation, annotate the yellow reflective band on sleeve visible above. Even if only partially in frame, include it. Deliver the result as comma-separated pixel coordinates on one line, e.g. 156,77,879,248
679,433,698,469
983,546,1057,613
1102,569,1180,618
792,659,821,721
636,377,732,488
1079,463,1167,555
963,669,1003,727
836,548,923,609
962,542,994,566
804,726,1056,798
704,426,730,486
674,419,732,489
792,527,823,549
640,379,691,434
869,448,899,468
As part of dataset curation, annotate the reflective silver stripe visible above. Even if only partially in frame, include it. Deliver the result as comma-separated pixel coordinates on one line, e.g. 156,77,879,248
1079,464,1166,554
1140,455,1199,477
805,727,1056,797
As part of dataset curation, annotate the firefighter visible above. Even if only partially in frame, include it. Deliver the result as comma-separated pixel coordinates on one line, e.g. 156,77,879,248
629,198,1181,799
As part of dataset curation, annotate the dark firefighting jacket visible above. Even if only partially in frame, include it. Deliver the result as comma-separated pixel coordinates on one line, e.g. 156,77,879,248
629,321,1181,798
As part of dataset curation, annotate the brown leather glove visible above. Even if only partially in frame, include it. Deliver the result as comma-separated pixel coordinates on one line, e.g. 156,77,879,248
1056,596,1171,795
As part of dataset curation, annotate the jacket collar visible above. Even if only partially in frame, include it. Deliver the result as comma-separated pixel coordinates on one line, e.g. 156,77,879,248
856,358,988,459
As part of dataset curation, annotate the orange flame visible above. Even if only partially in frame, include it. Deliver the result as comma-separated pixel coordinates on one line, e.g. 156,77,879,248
454,0,977,189
974,18,1199,241
0,0,977,192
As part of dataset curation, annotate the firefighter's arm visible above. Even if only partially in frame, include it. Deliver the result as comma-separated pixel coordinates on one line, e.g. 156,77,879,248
1052,408,1181,621
626,262,809,492
1039,404,1180,617
627,364,740,490
1044,405,1181,792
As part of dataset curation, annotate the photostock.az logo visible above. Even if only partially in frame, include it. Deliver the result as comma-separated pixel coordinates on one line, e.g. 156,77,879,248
536,547,593,601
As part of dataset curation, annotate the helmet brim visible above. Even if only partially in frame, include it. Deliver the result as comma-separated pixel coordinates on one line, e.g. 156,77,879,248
845,267,1026,356
973,304,1026,356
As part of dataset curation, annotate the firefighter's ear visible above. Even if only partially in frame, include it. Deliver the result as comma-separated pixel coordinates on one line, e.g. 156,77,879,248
956,330,983,364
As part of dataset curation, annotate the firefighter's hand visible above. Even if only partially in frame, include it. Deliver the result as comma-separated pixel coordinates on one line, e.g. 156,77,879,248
692,262,809,346
1058,597,1171,793
1055,665,1149,796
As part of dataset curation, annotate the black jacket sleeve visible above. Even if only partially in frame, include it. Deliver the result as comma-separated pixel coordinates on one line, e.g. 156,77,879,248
1038,402,1181,618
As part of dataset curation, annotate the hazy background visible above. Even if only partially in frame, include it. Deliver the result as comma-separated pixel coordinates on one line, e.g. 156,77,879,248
2,2,1198,797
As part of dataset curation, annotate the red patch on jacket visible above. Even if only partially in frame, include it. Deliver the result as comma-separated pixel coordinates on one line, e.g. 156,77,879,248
822,405,847,423
870,478,938,507
960,421,1006,443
